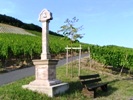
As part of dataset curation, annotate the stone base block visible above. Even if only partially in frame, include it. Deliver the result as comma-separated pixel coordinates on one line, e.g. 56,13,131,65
22,83,69,97
29,79,61,86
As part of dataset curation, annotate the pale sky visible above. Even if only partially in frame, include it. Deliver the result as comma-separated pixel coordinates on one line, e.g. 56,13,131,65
0,0,133,48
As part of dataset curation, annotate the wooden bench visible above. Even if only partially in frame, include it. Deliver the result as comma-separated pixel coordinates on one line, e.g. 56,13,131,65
79,74,108,98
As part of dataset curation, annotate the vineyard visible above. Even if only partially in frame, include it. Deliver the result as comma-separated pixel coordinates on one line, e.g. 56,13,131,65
0,31,89,68
0,29,133,74
90,45,133,73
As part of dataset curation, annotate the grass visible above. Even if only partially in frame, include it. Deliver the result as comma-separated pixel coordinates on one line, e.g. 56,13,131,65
0,65,133,100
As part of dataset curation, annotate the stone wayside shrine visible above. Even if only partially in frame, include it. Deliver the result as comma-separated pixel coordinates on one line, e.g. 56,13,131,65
22,9,69,97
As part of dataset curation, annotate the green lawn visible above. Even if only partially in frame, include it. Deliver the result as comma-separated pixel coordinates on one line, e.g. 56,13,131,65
0,65,133,100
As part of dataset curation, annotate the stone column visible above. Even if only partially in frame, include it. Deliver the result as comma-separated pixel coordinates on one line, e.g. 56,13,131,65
41,21,51,60
22,9,69,97
39,9,52,60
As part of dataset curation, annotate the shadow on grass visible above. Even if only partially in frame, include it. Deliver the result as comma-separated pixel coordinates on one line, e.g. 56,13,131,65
96,79,119,97
57,79,120,98
55,80,83,97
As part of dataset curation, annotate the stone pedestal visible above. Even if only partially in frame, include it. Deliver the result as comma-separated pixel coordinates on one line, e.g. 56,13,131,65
23,83,69,97
22,60,69,97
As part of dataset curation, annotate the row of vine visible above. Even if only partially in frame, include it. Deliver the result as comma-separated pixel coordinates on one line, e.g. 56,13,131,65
89,45,133,71
1,32,133,71
0,33,88,60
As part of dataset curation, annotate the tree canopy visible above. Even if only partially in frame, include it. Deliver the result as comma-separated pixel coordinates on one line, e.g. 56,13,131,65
58,17,84,42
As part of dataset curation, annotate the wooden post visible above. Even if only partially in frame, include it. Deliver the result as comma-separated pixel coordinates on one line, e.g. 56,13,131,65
65,45,82,77
66,45,68,76
78,45,81,76
88,47,91,68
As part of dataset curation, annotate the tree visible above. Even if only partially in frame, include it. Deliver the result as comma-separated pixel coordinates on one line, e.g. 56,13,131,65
58,17,84,77
58,17,84,42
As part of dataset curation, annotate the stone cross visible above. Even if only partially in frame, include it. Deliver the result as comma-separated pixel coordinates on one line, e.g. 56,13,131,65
22,9,69,97
39,9,52,60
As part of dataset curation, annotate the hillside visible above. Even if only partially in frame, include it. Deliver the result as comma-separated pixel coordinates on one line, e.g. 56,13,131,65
0,23,34,36
0,14,41,32
0,14,64,37
1,14,133,76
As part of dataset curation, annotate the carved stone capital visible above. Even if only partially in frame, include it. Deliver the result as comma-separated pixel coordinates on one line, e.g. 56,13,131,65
39,9,53,22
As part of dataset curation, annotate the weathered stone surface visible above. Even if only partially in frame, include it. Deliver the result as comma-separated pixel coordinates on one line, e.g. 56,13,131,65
39,9,52,60
39,9,52,22
33,60,58,80
22,9,69,97
30,60,61,86
22,83,69,97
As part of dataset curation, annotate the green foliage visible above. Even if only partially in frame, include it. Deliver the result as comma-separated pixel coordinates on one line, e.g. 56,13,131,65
49,34,85,54
27,30,64,37
90,45,133,70
1,30,133,71
58,17,84,41
0,34,41,59
0,33,88,61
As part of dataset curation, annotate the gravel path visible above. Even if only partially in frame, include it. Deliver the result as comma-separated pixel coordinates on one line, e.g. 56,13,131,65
0,54,88,86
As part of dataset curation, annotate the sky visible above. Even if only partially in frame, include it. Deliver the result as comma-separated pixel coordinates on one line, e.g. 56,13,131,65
0,0,133,48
